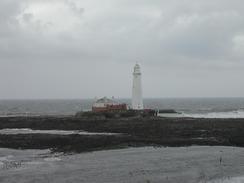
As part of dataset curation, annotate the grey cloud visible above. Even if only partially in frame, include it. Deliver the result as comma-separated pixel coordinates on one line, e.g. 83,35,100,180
65,0,84,16
22,13,34,22
0,0,244,98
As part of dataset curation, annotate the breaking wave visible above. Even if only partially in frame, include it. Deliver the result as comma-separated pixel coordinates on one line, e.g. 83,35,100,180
182,109,244,119
159,109,244,119
0,128,120,136
208,176,244,183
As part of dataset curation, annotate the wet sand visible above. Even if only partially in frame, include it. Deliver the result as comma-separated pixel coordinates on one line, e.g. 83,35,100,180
1,146,244,183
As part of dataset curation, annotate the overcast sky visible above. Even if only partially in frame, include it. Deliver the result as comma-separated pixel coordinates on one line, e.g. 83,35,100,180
1,0,244,99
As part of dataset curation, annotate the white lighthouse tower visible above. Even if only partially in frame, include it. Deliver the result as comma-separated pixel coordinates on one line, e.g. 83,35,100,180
132,63,143,110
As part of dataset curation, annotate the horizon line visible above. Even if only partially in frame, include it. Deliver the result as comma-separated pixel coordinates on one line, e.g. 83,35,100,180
0,96,244,100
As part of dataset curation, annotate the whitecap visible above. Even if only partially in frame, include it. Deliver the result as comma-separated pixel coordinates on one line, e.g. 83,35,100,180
208,176,244,183
44,157,61,162
0,128,119,136
159,109,244,118
183,109,244,119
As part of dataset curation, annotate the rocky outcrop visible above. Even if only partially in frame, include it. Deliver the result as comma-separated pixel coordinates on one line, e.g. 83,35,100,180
0,116,244,153
75,109,157,119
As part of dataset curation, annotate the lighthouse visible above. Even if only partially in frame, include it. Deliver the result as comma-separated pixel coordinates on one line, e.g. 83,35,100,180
132,64,144,110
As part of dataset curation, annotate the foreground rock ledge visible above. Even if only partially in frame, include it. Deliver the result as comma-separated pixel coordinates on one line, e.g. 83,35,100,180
0,116,244,152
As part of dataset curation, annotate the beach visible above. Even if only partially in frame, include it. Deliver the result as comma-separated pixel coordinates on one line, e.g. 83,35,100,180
1,146,244,183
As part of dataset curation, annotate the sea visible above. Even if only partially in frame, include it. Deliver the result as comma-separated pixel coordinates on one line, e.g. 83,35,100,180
0,98,244,118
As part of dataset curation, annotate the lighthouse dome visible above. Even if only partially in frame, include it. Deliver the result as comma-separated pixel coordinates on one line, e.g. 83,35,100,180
133,64,141,74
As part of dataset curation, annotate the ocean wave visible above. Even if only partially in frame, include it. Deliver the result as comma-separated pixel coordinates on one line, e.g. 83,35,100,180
183,109,244,119
0,128,120,136
0,112,42,118
208,176,244,183
158,109,244,118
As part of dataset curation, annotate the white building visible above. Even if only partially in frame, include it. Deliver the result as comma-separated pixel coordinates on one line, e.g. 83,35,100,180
92,97,127,112
132,64,144,110
93,97,118,108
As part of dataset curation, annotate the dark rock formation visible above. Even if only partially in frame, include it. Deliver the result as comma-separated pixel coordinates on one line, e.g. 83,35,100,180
0,116,244,153
158,109,179,113
75,109,158,119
